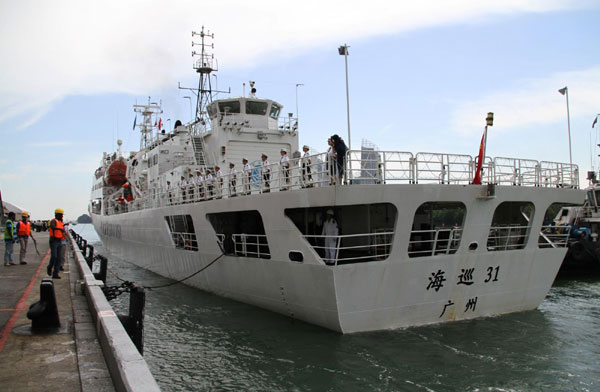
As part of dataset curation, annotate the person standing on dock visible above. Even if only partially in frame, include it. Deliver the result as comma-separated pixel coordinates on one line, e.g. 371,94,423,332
48,208,65,279
321,209,339,265
3,212,17,266
16,212,35,265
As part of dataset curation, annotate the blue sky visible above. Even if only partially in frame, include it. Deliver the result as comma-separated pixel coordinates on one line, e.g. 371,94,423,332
1,1,599,220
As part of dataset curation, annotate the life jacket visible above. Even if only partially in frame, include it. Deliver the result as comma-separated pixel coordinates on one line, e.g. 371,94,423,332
49,219,64,240
4,219,15,240
17,221,31,237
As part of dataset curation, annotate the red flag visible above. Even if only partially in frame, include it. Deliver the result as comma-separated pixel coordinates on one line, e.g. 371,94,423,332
473,132,485,185
158,118,163,130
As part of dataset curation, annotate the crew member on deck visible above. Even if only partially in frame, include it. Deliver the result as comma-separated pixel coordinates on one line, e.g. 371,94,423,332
206,169,214,199
301,145,313,187
261,154,270,192
195,170,204,200
179,176,187,203
242,158,252,195
188,173,196,201
48,208,65,279
321,209,339,265
229,163,237,197
280,149,290,190
215,166,224,198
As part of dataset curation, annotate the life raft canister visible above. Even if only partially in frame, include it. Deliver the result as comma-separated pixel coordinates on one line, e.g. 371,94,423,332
105,158,127,186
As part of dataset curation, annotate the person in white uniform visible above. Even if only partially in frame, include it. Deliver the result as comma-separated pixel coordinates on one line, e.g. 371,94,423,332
228,162,237,197
187,173,196,201
280,148,291,190
195,170,204,200
242,158,252,195
205,170,214,199
261,154,270,192
301,145,312,187
321,209,339,265
215,166,224,198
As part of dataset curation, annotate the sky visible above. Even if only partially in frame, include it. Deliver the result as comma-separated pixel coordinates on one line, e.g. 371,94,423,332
1,0,599,220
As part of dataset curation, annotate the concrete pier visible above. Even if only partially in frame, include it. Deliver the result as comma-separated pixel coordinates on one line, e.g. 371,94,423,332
0,233,158,391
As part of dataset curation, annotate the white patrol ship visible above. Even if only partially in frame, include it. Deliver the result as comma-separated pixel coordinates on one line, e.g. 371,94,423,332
90,28,584,333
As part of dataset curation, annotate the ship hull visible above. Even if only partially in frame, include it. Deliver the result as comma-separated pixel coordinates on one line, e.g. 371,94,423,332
92,184,583,333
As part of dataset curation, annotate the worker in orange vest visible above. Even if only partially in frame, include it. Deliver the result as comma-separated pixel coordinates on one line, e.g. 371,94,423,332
16,212,36,264
48,208,65,279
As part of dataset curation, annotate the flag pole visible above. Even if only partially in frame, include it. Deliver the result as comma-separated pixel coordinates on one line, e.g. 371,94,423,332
483,112,494,180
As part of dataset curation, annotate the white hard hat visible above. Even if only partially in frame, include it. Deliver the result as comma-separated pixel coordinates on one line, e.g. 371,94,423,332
326,209,334,215
281,148,287,153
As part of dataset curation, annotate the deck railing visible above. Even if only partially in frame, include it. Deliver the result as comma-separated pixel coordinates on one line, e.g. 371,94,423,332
408,228,463,257
538,225,571,248
102,150,579,215
231,234,270,258
487,225,532,251
301,232,394,265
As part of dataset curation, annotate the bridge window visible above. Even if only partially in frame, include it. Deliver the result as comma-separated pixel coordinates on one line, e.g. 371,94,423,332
218,100,240,114
487,202,534,251
246,100,268,115
270,103,281,119
408,202,466,258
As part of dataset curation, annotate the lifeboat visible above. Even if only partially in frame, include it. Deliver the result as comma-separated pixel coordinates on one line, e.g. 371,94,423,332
105,158,127,186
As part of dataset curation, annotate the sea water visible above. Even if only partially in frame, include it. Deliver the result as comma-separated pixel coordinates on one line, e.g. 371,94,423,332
72,224,599,392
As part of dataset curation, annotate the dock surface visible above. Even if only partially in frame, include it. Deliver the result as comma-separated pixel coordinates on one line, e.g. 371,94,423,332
0,236,115,391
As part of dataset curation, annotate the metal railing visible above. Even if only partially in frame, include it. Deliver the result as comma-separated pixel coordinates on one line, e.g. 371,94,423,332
214,233,270,258
301,232,394,266
169,232,198,251
538,225,571,248
408,228,463,257
232,234,270,258
101,150,579,215
487,225,531,251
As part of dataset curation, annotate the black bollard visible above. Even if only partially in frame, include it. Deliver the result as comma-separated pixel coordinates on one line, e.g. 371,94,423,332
26,278,60,331
86,244,94,266
93,255,107,284
117,285,145,354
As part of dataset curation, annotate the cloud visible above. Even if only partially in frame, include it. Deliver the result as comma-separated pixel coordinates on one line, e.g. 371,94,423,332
450,66,600,135
0,0,591,128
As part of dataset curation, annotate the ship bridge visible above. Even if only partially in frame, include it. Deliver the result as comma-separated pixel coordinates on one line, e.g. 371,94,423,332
207,97,289,131
203,96,299,167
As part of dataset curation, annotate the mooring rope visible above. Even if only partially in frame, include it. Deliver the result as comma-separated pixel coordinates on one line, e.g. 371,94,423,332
105,253,225,290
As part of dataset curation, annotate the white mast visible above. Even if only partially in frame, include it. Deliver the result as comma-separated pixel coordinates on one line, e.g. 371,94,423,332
133,97,163,151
